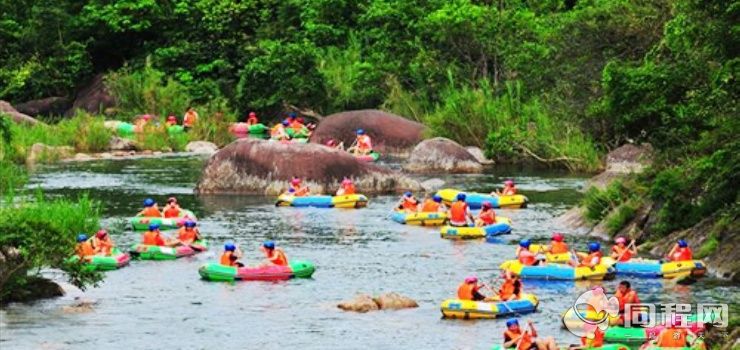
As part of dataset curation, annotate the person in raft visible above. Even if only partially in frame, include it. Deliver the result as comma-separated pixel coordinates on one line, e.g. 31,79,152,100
138,198,162,217
517,239,546,266
92,229,114,256
547,232,570,255
448,193,475,227
457,276,487,301
261,241,289,266
76,234,95,260
647,316,699,349
397,191,419,213
289,177,310,196
246,111,259,125
666,239,693,261
614,280,641,326
220,243,244,267
176,220,201,245
348,129,373,155
289,113,305,133
271,120,290,141
142,223,169,246
611,236,637,262
162,197,181,218
336,177,356,196
571,242,603,268
165,115,178,127
503,319,557,350
492,179,517,197
475,201,497,226
498,270,523,301
325,139,345,150
183,106,198,130
419,194,446,213
134,114,153,133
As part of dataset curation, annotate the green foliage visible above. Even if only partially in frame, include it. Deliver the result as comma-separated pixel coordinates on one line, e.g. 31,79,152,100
0,193,104,302
106,61,192,119
604,199,640,235
583,180,633,223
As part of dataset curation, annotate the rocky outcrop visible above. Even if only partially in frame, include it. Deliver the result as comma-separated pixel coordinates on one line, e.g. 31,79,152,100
588,143,653,189
337,292,418,313
108,136,138,151
404,137,483,173
310,110,425,154
0,100,43,125
186,141,218,155
465,146,494,165
195,139,420,195
26,143,74,164
65,74,116,116
14,97,70,117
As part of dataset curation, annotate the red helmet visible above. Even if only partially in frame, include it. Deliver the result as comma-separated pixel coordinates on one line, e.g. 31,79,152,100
552,233,564,242
482,201,493,209
291,178,301,185
342,177,352,185
96,229,108,238
615,237,627,244
167,115,176,121
142,114,153,120
249,112,256,117
504,180,514,186
465,276,478,284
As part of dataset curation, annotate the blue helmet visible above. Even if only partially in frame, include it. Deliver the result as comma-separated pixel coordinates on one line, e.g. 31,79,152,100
148,223,160,231
356,129,365,135
433,194,442,203
519,239,531,248
456,193,466,201
289,112,297,118
184,220,196,228
224,243,236,251
506,318,519,328
263,241,276,249
404,191,412,197
77,234,88,242
143,198,155,207
677,239,688,248
588,242,601,252
281,120,289,126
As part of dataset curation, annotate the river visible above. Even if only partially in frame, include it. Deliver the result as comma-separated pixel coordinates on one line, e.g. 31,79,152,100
1,155,737,350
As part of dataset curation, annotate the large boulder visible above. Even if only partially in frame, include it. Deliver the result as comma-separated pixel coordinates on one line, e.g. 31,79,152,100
310,109,425,154
26,143,74,164
65,74,116,116
337,292,418,313
14,97,70,117
588,143,653,189
404,137,483,173
0,100,43,125
195,139,420,195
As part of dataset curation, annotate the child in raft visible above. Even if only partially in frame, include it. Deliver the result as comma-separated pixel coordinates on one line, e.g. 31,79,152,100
571,242,603,267
517,239,546,266
261,241,289,266
162,197,181,218
611,236,637,262
497,271,523,301
475,201,497,226
397,191,419,213
457,276,487,301
666,239,693,261
448,193,475,227
75,234,95,261
492,179,517,197
176,220,201,245
289,177,310,196
547,233,570,254
336,178,356,196
419,194,446,213
138,198,162,217
503,319,557,350
220,243,244,267
246,112,259,125
92,229,114,256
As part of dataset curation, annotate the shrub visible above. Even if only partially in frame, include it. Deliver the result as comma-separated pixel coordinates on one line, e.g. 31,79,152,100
583,180,631,223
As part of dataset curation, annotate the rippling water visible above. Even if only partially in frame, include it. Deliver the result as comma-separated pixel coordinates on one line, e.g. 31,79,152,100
2,156,737,350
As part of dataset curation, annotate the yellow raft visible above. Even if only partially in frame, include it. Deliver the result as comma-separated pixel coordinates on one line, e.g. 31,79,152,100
500,260,616,280
275,194,368,208
441,294,539,319
440,217,512,239
529,244,573,263
391,211,448,225
600,256,707,279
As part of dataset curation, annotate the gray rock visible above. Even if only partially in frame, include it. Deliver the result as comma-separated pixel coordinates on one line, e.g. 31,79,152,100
108,136,137,151
0,100,44,125
26,143,74,164
337,294,380,313
405,137,483,173
465,146,494,165
186,141,218,154
73,153,94,161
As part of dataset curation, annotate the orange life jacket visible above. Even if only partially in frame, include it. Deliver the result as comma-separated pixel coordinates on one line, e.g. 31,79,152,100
178,227,198,244
518,249,537,266
142,230,165,246
402,197,418,211
502,186,517,196
457,283,478,300
550,241,569,254
266,248,288,266
498,277,520,300
421,199,440,212
450,201,468,223
672,247,693,261
581,251,602,267
76,241,95,258
615,289,640,313
93,237,113,256
163,206,181,218
183,111,197,127
479,208,496,225
612,245,633,261
220,251,237,267
341,184,356,195
655,328,688,347
290,121,304,132
141,207,161,217
504,329,532,350
581,327,605,347
357,135,372,151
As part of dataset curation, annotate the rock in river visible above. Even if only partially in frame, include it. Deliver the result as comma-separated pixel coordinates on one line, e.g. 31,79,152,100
337,292,418,313
195,139,420,195
404,137,483,173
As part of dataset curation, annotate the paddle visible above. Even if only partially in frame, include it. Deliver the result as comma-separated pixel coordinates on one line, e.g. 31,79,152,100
482,283,520,316
614,240,637,263
514,323,533,350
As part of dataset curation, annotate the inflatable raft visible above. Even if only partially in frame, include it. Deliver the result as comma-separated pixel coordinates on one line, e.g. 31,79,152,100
129,209,197,231
354,151,380,162
275,194,368,208
230,123,268,134
605,324,707,344
129,241,208,260
436,189,528,209
115,122,184,135
499,260,616,280
391,211,448,226
491,344,630,350
285,127,310,139
529,244,573,263
441,294,538,319
69,248,131,271
198,260,315,282
440,217,512,239
601,257,707,279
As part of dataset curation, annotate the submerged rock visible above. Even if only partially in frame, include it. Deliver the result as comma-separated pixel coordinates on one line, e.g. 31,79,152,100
310,109,425,154
337,294,380,313
186,141,218,155
337,292,418,313
196,139,420,195
404,137,483,173
62,298,98,314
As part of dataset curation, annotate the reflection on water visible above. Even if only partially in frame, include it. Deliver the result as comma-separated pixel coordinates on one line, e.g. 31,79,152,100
1,156,735,350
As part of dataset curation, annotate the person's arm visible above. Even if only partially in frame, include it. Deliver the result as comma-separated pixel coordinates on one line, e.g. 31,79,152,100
503,334,520,348
630,241,638,255
666,244,678,259
528,321,537,337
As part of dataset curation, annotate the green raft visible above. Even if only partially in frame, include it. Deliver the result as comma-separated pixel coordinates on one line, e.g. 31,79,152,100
491,344,630,350
67,248,131,271
116,122,184,135
286,127,310,139
199,260,316,282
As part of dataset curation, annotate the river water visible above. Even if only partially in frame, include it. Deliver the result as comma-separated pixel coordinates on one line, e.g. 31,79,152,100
1,155,737,350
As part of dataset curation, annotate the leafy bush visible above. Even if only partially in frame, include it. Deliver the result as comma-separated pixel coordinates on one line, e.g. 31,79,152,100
583,180,632,223
604,199,640,235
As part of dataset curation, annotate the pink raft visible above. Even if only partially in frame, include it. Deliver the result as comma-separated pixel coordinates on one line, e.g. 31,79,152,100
199,260,316,282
